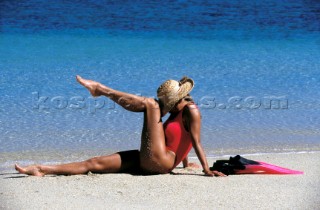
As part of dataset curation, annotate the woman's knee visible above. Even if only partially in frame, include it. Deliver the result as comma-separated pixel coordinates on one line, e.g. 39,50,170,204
143,97,160,110
85,157,101,171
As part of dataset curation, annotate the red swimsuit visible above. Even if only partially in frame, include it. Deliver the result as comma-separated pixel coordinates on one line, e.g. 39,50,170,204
163,105,195,169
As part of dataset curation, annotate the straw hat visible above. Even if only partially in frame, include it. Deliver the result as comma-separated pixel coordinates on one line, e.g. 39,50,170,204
157,76,194,115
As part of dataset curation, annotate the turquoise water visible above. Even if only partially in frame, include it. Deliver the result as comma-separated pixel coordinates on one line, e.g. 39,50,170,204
0,1,320,165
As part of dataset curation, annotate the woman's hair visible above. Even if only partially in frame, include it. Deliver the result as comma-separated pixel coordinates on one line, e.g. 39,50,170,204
183,94,194,102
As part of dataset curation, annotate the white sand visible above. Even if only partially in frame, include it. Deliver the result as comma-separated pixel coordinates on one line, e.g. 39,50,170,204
1,152,319,210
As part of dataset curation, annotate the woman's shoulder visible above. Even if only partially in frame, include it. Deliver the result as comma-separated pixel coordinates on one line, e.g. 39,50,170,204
182,103,201,131
183,103,201,119
186,103,198,109
185,102,199,111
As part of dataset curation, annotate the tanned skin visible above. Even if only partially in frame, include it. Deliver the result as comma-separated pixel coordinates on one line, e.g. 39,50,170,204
15,76,225,177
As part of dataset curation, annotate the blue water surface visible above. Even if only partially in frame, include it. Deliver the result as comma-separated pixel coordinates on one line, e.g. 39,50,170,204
0,0,320,161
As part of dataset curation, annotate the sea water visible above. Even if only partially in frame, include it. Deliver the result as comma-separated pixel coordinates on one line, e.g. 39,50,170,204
0,0,320,168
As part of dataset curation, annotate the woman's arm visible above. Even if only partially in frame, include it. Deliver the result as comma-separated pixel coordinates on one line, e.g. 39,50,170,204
182,156,200,168
182,156,189,167
186,105,225,176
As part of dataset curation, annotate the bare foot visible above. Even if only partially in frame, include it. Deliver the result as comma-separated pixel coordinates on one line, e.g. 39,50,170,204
15,164,45,177
76,75,101,97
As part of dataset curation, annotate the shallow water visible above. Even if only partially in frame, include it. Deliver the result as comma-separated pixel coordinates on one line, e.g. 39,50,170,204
0,1,320,164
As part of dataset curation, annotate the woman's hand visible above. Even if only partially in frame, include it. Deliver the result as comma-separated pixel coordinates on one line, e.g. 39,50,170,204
203,170,226,177
185,162,201,168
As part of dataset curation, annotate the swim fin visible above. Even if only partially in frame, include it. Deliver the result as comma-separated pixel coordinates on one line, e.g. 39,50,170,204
210,155,303,175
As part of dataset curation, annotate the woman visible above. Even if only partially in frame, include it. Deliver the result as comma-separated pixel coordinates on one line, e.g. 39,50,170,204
15,75,225,177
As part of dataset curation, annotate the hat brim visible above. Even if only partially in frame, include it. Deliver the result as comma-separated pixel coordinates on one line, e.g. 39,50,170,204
161,78,194,115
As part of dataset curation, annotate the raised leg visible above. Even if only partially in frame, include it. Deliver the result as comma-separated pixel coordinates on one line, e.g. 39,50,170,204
76,75,151,112
76,75,175,174
15,150,140,176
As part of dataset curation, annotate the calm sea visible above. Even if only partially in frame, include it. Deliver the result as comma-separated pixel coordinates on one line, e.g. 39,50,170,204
0,0,320,168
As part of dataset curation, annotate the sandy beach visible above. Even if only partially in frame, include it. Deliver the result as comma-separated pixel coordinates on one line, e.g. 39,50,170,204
0,152,319,210
1,1,320,209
